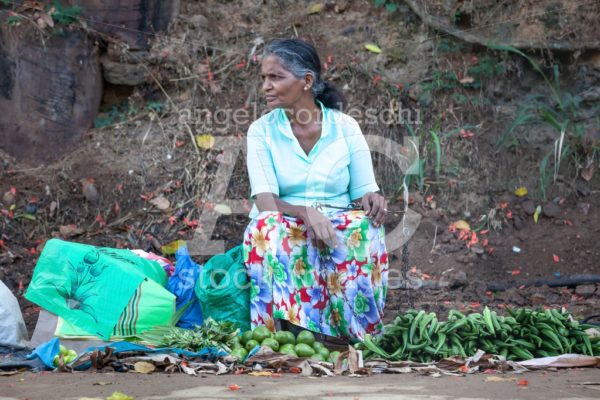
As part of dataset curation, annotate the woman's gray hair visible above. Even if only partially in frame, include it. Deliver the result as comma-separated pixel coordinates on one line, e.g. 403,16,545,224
263,39,346,110
264,42,325,98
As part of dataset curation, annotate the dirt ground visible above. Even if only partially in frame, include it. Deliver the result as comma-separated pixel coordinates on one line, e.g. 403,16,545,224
1,0,599,370
2,368,600,400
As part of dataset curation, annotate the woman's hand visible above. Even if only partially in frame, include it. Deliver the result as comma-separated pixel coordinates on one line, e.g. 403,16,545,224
360,192,387,227
301,207,338,249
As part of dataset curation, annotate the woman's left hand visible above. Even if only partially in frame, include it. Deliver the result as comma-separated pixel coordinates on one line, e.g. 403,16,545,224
360,192,387,227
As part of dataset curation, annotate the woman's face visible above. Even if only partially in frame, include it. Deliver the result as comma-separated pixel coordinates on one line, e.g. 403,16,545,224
261,55,308,109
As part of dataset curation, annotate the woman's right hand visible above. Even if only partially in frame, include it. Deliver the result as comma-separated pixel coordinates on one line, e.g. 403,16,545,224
301,207,338,249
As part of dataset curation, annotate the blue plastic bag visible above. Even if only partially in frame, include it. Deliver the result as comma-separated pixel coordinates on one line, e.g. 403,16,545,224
26,337,60,369
166,246,203,329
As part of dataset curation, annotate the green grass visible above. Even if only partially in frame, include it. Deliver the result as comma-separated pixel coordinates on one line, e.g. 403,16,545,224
493,45,598,199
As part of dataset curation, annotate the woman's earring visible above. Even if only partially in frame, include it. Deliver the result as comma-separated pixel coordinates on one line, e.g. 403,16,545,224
304,86,309,91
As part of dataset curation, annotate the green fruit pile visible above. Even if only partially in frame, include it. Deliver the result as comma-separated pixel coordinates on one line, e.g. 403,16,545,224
53,345,78,367
357,307,600,363
235,327,341,364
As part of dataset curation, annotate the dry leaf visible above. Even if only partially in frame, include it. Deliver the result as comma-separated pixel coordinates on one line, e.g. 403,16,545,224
134,361,155,374
0,370,24,376
195,134,215,149
581,162,595,181
180,363,198,376
454,220,470,231
209,82,222,95
80,179,100,204
214,203,232,215
49,200,58,217
161,240,186,255
2,190,15,204
514,186,528,197
37,12,54,28
248,371,273,377
533,205,542,223
485,376,516,382
23,1,45,11
149,194,170,210
308,3,324,14
364,43,382,53
36,17,47,29
59,224,83,238
106,392,134,400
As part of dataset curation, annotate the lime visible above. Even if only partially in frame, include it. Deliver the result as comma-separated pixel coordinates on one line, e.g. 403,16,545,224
230,347,248,361
245,339,260,352
296,330,315,346
310,353,327,362
279,343,298,357
280,347,298,357
280,343,296,353
329,351,341,364
284,331,296,345
59,345,68,356
241,330,253,345
312,341,325,351
295,343,316,357
232,341,244,350
275,331,295,345
252,326,272,343
261,338,280,351
318,347,330,359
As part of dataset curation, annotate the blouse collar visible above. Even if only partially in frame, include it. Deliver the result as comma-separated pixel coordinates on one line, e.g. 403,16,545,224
277,100,330,140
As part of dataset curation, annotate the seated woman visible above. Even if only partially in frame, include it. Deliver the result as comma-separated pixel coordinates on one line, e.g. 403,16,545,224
243,38,388,341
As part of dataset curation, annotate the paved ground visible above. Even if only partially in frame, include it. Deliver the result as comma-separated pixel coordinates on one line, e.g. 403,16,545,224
1,369,599,400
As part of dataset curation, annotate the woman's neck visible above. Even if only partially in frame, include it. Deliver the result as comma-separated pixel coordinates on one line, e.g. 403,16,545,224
285,99,321,127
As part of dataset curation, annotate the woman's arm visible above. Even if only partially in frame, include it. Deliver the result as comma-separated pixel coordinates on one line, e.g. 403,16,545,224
255,192,338,248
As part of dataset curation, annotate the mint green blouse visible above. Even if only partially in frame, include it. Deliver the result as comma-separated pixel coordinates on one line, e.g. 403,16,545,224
246,102,379,218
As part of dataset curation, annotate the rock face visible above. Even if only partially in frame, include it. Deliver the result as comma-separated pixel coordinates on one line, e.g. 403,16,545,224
101,55,148,86
63,0,181,50
0,1,180,164
0,25,103,164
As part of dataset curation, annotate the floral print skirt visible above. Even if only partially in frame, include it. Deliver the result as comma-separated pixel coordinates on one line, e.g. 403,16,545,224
243,210,388,341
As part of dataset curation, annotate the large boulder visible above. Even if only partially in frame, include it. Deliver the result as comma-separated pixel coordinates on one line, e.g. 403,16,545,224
64,0,181,50
0,24,102,165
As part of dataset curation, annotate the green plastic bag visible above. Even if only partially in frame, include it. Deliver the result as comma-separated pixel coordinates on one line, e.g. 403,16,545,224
195,245,250,332
26,239,168,339
56,278,175,339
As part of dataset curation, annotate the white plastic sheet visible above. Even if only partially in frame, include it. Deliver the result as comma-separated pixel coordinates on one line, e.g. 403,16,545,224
0,280,28,347
518,353,600,369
